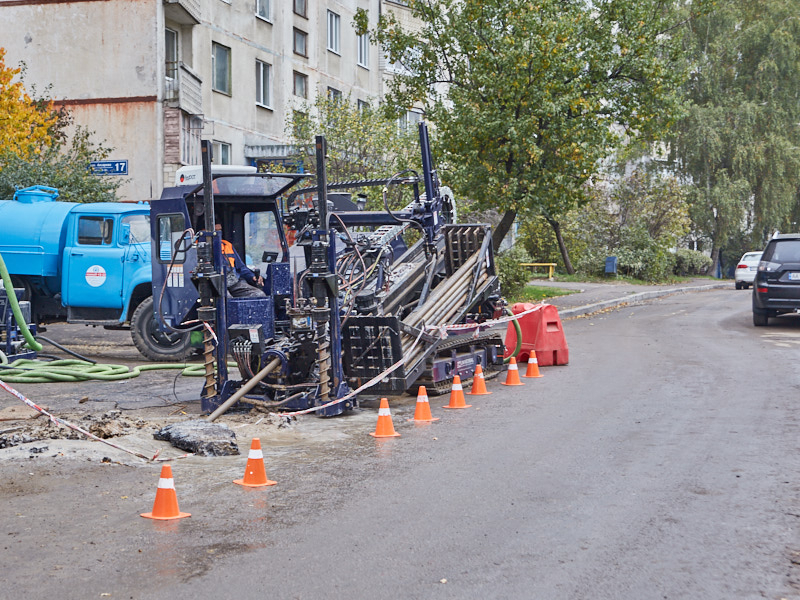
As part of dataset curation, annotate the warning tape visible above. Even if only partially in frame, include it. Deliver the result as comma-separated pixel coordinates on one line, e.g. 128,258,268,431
0,379,190,462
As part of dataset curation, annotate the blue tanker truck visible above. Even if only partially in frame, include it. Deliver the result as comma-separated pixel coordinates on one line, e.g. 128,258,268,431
0,186,190,361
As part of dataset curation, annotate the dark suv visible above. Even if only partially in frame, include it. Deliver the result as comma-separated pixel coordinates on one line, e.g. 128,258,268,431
752,233,800,326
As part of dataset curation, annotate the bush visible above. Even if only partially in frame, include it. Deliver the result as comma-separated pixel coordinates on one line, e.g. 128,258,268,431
496,246,533,297
673,248,712,276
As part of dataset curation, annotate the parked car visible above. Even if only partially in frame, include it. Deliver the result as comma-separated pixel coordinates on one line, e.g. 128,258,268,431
752,233,800,326
734,251,763,289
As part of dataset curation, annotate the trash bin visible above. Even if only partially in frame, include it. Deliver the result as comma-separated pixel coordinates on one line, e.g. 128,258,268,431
604,256,618,275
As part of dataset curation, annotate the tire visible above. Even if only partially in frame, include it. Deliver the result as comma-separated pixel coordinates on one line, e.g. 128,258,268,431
735,281,743,290
130,296,191,361
753,310,769,326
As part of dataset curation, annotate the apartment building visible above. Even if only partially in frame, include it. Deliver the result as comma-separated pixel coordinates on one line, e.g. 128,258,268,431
1,0,407,200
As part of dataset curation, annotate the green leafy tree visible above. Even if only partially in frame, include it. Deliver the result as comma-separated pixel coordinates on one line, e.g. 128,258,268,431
0,126,122,202
572,169,690,280
286,95,421,209
672,0,800,275
360,0,701,272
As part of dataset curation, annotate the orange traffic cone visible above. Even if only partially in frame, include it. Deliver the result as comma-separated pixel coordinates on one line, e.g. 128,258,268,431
370,398,401,437
467,364,491,396
409,386,439,422
444,375,472,409
141,465,191,520
234,438,277,487
523,351,544,379
501,357,524,386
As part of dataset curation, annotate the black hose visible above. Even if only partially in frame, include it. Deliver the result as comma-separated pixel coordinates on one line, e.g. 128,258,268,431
33,336,97,364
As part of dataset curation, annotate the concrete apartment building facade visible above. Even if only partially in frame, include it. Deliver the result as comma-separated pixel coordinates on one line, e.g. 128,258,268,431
1,0,409,200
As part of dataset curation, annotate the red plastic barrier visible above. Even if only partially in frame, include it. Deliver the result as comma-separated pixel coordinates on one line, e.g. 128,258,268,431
504,303,569,366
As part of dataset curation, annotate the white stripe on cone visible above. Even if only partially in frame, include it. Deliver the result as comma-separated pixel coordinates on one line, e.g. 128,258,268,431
509,363,518,371
531,357,539,364
417,395,429,403
157,478,175,490
378,407,391,416
249,449,264,459
452,383,463,390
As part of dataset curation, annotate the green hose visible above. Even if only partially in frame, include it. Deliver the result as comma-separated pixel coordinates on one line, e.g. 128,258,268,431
504,307,523,364
0,359,237,384
0,251,42,352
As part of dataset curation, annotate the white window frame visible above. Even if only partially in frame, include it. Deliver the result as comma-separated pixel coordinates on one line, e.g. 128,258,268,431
212,141,231,165
398,109,422,132
211,42,231,95
256,60,272,108
255,0,270,21
181,114,202,165
357,33,369,68
327,11,341,54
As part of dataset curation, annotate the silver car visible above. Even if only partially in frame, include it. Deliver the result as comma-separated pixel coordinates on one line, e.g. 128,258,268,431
735,251,763,289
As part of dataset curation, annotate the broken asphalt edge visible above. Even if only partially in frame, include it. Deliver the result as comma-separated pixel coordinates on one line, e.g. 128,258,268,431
557,282,731,319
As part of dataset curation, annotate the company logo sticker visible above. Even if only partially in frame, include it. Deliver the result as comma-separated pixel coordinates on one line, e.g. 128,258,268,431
85,265,107,287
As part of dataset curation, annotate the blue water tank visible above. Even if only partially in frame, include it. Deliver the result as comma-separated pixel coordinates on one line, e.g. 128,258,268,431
13,185,59,203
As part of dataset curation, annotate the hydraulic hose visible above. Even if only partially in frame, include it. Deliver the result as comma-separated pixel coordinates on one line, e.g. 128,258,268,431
504,307,523,364
0,251,42,352
0,359,238,384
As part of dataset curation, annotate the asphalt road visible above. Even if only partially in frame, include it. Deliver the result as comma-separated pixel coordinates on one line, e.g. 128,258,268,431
3,287,800,599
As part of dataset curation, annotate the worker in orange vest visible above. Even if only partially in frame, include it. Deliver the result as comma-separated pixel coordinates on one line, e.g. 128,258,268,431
215,222,265,298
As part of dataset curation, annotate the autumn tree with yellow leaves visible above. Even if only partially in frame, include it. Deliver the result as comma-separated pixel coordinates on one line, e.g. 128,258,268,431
0,47,121,202
0,47,59,158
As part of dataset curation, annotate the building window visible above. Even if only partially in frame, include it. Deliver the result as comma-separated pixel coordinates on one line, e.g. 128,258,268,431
327,11,340,54
328,87,342,102
293,0,306,17
293,28,308,57
256,60,272,108
212,42,231,95
181,114,202,165
357,33,369,68
398,109,422,132
212,141,231,165
293,71,308,99
255,0,270,20
165,28,179,102
357,99,369,113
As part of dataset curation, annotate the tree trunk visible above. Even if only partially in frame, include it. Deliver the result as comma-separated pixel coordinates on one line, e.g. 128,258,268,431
709,246,721,278
546,217,575,275
492,209,517,253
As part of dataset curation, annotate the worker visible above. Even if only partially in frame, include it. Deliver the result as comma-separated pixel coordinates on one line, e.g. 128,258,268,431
215,222,266,298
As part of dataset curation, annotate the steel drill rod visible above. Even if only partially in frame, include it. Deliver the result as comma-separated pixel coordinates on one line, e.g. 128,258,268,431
206,358,282,422
404,253,479,327
432,273,489,325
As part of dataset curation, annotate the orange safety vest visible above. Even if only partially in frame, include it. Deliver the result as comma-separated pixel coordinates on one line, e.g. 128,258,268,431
220,239,236,268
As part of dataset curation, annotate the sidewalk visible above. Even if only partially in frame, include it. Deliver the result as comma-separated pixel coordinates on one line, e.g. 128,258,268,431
528,277,731,318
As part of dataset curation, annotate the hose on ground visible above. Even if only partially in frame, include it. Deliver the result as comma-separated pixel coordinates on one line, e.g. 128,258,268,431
34,336,97,364
0,359,237,384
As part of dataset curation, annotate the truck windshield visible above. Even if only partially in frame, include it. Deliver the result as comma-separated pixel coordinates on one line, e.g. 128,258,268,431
122,214,150,245
244,210,283,269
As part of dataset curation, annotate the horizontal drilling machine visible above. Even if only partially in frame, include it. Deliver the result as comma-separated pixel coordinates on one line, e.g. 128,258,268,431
150,122,506,417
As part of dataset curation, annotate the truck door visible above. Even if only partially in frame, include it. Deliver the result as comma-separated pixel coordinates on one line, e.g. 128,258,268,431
62,215,125,309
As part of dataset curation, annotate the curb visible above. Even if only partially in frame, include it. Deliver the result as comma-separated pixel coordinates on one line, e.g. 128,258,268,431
557,283,731,319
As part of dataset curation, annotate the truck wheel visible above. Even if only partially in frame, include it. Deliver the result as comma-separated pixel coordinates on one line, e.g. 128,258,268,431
130,296,191,361
752,310,769,326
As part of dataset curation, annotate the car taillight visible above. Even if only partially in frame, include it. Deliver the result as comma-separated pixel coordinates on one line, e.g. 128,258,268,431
756,287,768,293
759,260,782,272
737,263,747,269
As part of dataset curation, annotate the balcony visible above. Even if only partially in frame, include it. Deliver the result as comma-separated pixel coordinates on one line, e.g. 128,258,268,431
163,0,200,25
165,62,202,116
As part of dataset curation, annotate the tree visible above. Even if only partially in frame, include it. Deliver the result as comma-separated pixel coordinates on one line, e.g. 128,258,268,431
672,0,800,275
0,47,122,202
361,0,701,272
0,47,60,158
0,126,121,202
286,94,421,209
